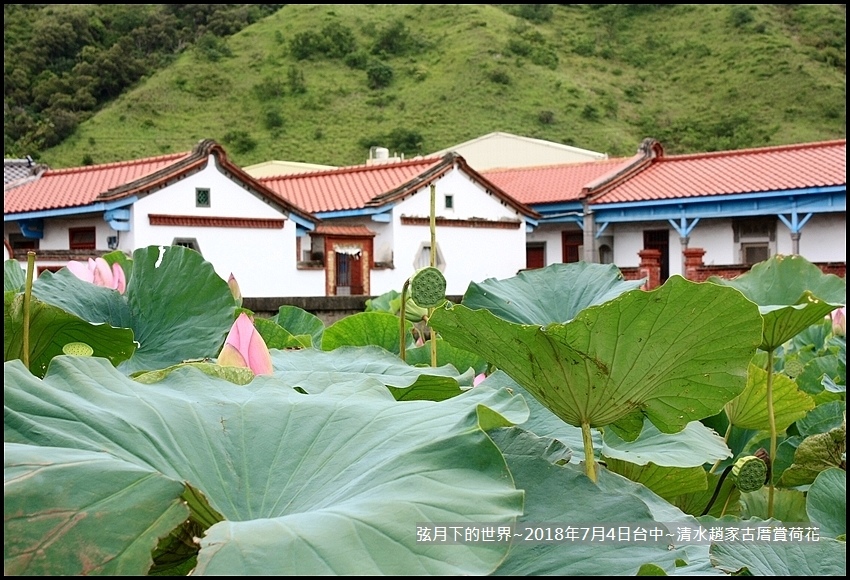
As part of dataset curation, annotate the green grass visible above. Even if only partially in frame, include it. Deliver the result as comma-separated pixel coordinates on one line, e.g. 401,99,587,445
35,4,847,168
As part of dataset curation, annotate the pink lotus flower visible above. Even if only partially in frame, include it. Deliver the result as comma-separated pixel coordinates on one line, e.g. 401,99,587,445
831,306,845,337
218,313,273,375
474,373,487,387
67,257,126,294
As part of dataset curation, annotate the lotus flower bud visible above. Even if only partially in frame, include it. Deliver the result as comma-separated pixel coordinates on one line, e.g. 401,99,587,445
217,313,272,375
228,273,243,307
830,306,845,337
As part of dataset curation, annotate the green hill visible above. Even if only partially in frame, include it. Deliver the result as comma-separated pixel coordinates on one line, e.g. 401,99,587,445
6,4,846,168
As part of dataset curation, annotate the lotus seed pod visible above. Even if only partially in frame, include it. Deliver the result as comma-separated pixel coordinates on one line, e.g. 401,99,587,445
410,267,447,308
62,342,94,357
783,359,804,379
732,455,768,493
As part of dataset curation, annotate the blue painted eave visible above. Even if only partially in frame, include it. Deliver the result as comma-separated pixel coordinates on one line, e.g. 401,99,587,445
4,196,138,222
591,186,845,223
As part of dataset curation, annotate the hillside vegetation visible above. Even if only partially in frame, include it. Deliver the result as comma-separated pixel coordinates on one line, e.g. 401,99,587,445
4,4,846,169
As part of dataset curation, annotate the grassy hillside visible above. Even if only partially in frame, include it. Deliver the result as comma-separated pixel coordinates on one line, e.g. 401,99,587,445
26,4,848,168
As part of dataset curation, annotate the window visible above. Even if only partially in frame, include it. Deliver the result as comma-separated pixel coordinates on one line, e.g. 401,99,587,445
444,194,454,209
8,233,38,250
741,243,770,264
69,227,96,250
734,218,775,264
172,238,202,255
414,242,445,271
196,188,211,207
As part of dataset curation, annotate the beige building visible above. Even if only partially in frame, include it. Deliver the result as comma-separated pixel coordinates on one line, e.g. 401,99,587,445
429,132,607,170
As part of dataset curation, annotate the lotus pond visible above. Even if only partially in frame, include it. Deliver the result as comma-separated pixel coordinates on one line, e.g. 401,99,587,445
4,247,846,576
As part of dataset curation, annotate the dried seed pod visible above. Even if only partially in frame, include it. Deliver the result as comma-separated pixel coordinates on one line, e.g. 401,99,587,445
410,267,446,308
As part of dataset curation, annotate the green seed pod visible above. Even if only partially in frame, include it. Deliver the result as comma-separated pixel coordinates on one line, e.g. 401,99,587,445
62,342,94,357
732,455,768,493
409,267,447,308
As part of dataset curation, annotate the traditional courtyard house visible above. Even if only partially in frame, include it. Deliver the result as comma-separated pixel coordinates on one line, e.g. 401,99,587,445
3,140,319,297
484,138,847,283
428,131,608,170
258,152,541,296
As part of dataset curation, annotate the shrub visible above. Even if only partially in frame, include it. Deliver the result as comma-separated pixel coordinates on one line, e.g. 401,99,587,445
223,130,257,154
289,31,322,60
253,77,285,101
263,109,284,131
366,60,394,89
195,32,232,62
538,110,555,125
287,66,307,95
487,69,512,85
344,49,370,69
320,22,357,58
581,104,600,121
729,6,754,28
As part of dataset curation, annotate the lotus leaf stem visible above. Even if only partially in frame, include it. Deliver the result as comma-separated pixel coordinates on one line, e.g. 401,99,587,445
22,251,36,368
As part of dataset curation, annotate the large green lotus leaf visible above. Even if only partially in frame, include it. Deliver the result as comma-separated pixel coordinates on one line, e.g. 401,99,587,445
709,255,846,350
479,370,600,462
120,245,235,373
461,262,645,325
405,338,489,376
254,317,312,350
270,305,325,348
489,427,707,576
133,361,256,386
806,468,845,539
270,345,475,396
726,363,815,431
4,442,187,576
603,458,707,502
710,537,846,576
31,268,134,329
797,354,845,395
779,424,846,487
603,420,731,468
322,311,415,354
740,487,809,523
4,260,26,292
4,292,136,377
795,401,846,437
5,357,525,575
30,245,235,374
430,276,763,438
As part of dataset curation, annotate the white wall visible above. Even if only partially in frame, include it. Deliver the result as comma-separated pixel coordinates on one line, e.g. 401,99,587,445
131,155,322,297
371,167,530,295
779,213,845,262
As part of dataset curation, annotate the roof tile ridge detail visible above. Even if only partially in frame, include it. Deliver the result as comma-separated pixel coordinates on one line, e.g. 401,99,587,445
44,151,190,176
657,139,847,162
259,156,442,182
483,157,629,175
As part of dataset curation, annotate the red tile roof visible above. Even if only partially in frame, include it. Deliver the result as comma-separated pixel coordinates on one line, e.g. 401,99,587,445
591,139,846,204
259,156,446,213
260,152,540,218
482,157,632,204
5,151,188,213
314,224,376,237
4,141,317,224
